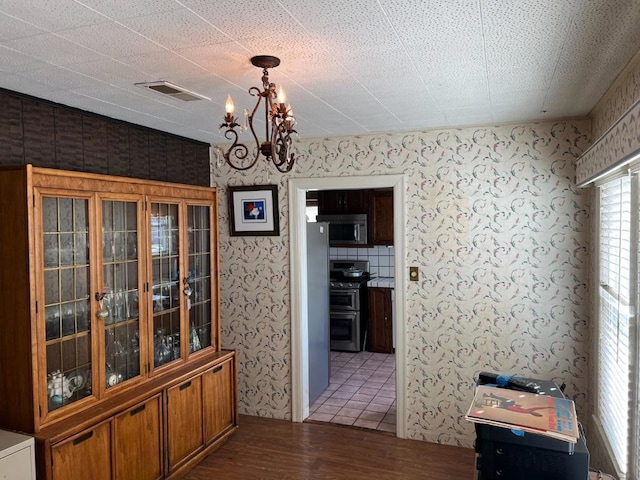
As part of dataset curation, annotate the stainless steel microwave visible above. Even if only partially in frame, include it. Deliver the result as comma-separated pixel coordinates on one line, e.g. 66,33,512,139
316,214,368,246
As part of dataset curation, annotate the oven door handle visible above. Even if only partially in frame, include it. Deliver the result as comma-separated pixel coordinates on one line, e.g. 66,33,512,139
330,288,360,294
354,224,360,241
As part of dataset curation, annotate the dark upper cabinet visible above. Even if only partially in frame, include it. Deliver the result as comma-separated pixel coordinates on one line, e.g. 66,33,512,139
370,189,394,246
318,189,370,215
318,188,394,247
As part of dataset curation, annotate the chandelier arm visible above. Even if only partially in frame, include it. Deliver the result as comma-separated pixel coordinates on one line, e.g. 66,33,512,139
222,127,259,171
270,124,286,168
247,85,268,157
271,127,296,173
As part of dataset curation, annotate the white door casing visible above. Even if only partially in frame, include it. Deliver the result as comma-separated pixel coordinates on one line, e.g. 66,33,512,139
289,174,407,438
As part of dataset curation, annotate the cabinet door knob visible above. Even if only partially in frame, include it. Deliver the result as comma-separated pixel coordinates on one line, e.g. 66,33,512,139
179,380,192,391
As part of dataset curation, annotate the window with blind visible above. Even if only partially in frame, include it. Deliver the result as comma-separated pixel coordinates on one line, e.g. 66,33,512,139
598,175,633,475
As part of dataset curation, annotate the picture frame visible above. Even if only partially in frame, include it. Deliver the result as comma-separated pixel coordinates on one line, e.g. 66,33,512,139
228,184,280,236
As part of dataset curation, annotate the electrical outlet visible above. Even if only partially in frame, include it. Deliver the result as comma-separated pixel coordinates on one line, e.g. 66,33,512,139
409,266,419,281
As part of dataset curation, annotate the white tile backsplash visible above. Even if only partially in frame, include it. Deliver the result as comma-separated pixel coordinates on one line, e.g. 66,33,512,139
330,245,395,278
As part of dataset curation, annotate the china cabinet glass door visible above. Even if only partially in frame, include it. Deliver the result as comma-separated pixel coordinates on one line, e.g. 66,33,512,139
187,205,213,353
150,202,181,368
101,199,141,388
42,195,92,412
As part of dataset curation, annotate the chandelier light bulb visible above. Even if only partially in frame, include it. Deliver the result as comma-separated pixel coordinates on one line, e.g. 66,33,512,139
277,85,287,105
225,95,235,114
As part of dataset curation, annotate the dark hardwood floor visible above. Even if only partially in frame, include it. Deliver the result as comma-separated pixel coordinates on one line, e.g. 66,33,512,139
185,415,476,479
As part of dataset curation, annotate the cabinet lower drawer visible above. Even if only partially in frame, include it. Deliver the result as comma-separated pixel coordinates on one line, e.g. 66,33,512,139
203,358,235,444
114,395,163,480
51,422,112,480
166,377,204,472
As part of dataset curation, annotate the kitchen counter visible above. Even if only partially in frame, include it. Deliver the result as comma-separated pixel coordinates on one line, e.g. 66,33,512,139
367,277,394,288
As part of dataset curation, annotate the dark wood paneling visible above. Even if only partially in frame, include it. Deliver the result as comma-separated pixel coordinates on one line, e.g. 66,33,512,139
182,142,200,186
129,128,149,179
82,116,108,174
0,89,209,185
23,101,55,167
0,93,24,165
148,134,168,182
166,136,184,184
194,143,211,187
107,122,130,177
54,108,84,171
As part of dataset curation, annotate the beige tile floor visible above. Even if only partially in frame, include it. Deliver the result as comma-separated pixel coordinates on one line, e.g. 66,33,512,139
308,351,396,432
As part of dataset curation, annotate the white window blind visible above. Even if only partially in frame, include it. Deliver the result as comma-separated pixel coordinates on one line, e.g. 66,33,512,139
598,175,633,473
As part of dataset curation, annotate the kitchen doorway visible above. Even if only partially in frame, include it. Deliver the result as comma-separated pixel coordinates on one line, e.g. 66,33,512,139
289,174,407,438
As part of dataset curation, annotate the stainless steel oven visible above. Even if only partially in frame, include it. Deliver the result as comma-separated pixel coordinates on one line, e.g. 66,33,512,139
329,260,370,352
330,311,361,352
329,287,360,311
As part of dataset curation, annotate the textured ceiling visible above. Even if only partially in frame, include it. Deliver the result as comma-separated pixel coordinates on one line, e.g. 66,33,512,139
1,0,639,144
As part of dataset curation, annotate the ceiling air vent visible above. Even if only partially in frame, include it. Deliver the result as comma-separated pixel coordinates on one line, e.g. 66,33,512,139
135,81,210,102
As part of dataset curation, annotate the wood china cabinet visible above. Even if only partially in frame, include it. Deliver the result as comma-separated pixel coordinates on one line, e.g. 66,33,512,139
0,165,237,479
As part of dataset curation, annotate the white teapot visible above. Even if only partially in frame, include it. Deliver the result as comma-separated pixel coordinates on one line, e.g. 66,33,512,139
47,370,85,400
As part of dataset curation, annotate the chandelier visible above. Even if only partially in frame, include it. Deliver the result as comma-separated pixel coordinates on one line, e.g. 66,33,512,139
219,55,297,172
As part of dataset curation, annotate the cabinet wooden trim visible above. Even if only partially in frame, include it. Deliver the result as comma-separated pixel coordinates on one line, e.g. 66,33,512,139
0,167,37,433
29,167,215,201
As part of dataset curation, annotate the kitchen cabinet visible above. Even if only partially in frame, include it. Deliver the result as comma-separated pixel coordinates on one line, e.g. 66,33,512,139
368,288,393,354
370,189,394,246
318,189,369,214
0,165,236,479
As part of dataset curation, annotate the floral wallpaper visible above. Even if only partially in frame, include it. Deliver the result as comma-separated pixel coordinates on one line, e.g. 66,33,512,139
576,53,640,185
590,52,640,142
212,119,592,447
576,97,640,185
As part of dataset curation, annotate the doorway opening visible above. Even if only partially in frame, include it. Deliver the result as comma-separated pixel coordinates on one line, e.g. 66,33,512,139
289,174,407,438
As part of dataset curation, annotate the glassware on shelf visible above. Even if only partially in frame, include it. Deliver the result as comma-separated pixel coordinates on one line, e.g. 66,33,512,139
189,327,201,353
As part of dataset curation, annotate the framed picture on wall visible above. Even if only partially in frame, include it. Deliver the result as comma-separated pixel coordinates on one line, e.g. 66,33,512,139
228,184,280,236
